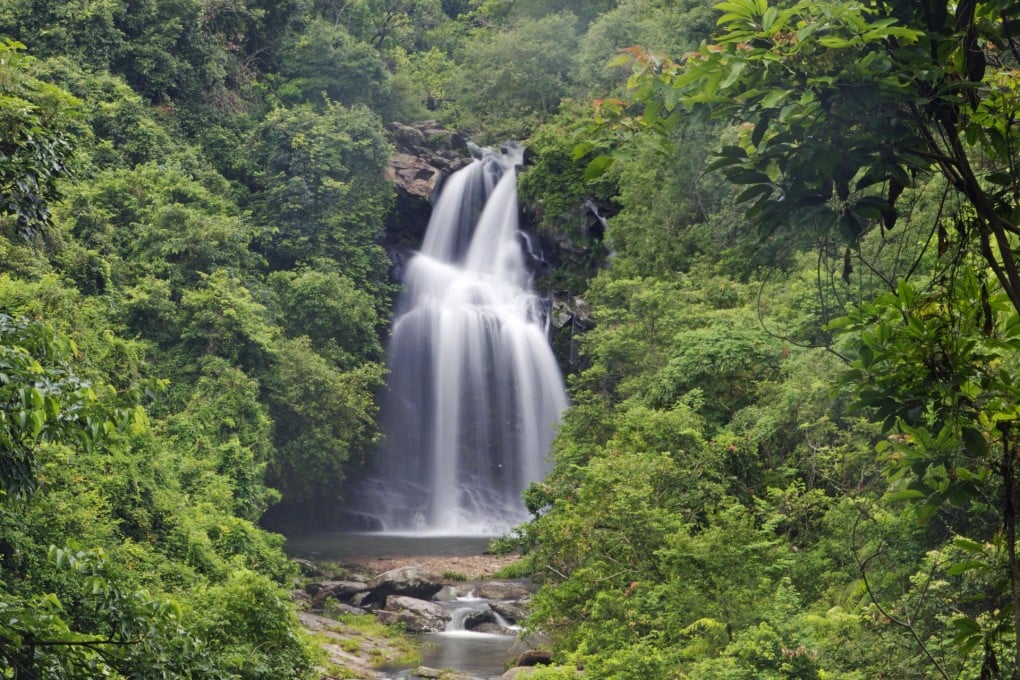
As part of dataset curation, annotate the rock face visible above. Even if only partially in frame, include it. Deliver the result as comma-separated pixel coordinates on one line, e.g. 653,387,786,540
550,293,595,373
364,566,444,605
385,120,471,249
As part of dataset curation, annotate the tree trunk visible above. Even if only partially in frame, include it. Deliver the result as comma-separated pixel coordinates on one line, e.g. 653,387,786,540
1002,427,1020,680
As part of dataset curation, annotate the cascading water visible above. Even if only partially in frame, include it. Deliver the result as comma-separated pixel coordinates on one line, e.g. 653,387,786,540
354,144,568,534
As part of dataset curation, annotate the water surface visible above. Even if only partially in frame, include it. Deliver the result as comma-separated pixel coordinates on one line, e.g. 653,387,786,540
284,531,494,561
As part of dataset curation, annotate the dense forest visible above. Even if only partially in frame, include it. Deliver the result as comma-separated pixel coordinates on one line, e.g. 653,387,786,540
2,0,1020,677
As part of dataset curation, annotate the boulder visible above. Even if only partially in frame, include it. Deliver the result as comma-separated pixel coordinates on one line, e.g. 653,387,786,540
306,580,369,608
374,609,399,626
515,650,553,667
383,595,451,633
364,566,444,604
470,622,512,635
460,608,496,631
475,581,532,601
387,152,442,201
324,602,366,617
390,122,427,148
500,654,559,680
385,121,470,202
293,558,322,577
432,585,461,602
413,667,444,679
489,600,527,624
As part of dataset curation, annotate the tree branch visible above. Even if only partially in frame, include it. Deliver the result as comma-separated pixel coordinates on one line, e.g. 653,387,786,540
850,511,952,680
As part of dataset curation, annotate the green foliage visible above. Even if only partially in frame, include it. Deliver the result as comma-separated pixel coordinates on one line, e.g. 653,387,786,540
393,45,459,116
246,101,394,290
166,358,279,521
0,40,81,236
614,0,1020,313
0,544,215,679
450,12,581,139
57,161,257,294
180,269,278,374
0,314,309,678
35,57,177,168
276,18,395,113
16,0,1014,677
574,0,715,94
191,569,315,679
265,337,384,505
0,0,127,68
268,266,384,370
0,314,124,499
544,0,1020,674
828,268,1020,665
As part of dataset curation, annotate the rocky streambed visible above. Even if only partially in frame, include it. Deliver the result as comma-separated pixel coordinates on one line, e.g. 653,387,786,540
295,556,553,680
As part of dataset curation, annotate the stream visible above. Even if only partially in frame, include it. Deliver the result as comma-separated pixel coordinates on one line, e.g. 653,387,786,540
287,531,534,679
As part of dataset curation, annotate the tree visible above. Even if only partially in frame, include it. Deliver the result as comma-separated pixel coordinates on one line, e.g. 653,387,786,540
264,336,384,506
275,18,394,112
452,12,581,137
0,314,125,499
245,101,393,293
0,40,80,237
617,0,1020,313
607,0,1020,673
268,266,384,370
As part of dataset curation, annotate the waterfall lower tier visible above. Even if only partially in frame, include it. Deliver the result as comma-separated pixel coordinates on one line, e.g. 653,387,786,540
352,145,568,534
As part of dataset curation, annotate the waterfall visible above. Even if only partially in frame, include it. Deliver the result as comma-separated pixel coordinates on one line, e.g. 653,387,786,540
355,144,568,534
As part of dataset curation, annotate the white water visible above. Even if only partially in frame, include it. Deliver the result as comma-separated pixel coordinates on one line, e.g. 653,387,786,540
354,145,568,534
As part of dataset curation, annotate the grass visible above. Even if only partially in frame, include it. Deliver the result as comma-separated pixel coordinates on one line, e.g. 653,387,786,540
322,662,360,679
491,556,534,579
338,614,420,668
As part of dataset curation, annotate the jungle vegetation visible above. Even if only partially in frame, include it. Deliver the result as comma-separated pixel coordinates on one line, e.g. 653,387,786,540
2,0,1020,678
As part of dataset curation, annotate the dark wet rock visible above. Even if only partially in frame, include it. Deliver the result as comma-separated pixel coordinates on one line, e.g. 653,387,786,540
516,649,553,667
413,666,480,680
323,602,366,617
461,608,496,631
470,622,512,635
374,609,399,626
